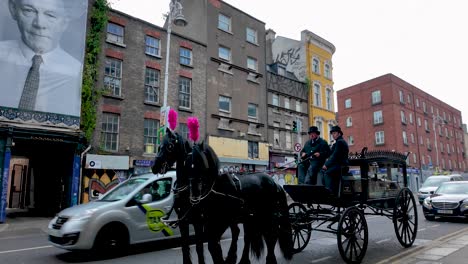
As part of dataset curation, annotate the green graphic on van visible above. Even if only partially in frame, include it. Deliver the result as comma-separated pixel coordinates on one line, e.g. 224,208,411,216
141,204,174,236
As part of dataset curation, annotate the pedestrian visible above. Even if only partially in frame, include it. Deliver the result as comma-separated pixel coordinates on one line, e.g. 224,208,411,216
322,125,349,195
0,0,86,116
298,126,330,184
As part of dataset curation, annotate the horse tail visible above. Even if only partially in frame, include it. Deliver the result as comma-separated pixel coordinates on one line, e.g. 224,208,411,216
248,216,265,259
277,186,294,260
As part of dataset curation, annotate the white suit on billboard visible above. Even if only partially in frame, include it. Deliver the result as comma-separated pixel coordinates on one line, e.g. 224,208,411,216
0,40,82,117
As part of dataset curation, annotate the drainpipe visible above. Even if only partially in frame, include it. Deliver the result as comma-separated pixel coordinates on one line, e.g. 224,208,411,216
78,145,91,204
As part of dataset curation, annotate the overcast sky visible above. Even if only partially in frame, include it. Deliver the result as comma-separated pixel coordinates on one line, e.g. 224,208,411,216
111,0,468,123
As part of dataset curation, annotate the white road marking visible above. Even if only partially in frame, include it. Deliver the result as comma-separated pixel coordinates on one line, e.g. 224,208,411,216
376,238,391,244
311,256,332,263
428,224,440,228
0,245,53,254
418,228,427,231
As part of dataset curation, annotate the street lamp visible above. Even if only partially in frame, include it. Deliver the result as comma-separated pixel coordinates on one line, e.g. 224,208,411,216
433,114,444,171
162,0,187,120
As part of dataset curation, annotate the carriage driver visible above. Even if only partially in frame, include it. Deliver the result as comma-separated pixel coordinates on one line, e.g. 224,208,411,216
322,126,349,195
299,126,330,184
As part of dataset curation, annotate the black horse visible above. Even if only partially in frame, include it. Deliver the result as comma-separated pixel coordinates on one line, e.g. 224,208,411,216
152,129,293,264
152,129,240,264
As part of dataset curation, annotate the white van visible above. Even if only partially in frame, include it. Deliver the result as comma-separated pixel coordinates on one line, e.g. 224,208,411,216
417,174,464,204
48,171,182,252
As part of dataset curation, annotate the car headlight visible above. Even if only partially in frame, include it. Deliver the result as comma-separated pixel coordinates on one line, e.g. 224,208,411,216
70,209,98,221
423,198,432,209
461,200,468,210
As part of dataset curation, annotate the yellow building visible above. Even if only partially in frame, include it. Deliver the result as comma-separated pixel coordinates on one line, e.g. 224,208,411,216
303,30,337,142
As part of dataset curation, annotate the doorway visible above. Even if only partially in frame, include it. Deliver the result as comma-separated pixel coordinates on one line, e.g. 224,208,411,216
7,158,30,210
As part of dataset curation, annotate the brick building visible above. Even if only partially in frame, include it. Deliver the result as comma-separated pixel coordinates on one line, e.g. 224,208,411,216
337,74,466,179
83,9,207,201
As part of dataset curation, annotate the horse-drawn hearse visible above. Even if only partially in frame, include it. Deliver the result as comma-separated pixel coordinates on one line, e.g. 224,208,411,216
283,148,418,263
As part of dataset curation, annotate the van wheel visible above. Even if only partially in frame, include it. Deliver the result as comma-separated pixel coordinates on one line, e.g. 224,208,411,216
94,223,129,254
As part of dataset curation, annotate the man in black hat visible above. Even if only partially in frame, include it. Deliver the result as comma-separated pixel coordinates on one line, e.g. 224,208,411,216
299,126,330,184
322,125,349,194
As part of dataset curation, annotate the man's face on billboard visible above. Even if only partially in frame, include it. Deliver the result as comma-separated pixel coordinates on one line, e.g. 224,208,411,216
9,0,68,54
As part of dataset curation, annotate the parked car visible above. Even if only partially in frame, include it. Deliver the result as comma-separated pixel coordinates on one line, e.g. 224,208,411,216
422,181,468,221
48,171,181,252
417,174,464,204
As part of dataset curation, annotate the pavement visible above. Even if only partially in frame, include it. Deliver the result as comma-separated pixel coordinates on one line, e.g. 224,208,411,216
2,215,468,263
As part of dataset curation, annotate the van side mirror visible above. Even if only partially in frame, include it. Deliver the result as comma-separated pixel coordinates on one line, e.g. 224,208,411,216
141,193,152,203
430,191,435,195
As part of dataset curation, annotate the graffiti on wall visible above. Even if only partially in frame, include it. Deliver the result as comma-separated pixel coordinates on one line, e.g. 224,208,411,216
81,169,120,203
273,44,306,81
267,72,308,99
268,170,298,186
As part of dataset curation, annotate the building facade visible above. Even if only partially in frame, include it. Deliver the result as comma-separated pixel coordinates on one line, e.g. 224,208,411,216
337,74,466,187
265,29,309,185
173,0,269,172
270,30,337,142
83,9,207,202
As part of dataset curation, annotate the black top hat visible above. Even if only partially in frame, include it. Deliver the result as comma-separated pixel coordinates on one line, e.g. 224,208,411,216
330,125,343,135
308,126,320,135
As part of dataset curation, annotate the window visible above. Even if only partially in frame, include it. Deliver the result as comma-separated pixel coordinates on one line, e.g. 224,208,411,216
285,125,292,149
179,47,192,66
295,101,301,112
416,98,419,107
145,36,160,56
431,105,434,114
218,46,231,62
324,62,331,79
407,94,411,104
424,119,429,131
413,153,417,164
218,14,231,32
346,116,352,127
273,121,280,127
345,98,352,109
411,133,415,143
313,82,321,107
219,95,231,112
107,22,124,44
272,94,279,106
144,119,159,153
284,97,290,109
326,88,332,111
400,110,406,124
316,121,323,135
247,57,257,71
178,77,191,109
399,90,404,103
417,117,421,127
348,136,354,145
371,90,381,104
248,103,257,118
104,58,122,96
402,131,408,145
422,101,427,113
178,123,189,139
144,68,160,103
246,27,257,44
273,130,280,147
312,57,320,74
373,110,383,124
375,131,385,145
409,113,413,124
248,141,259,158
101,113,119,151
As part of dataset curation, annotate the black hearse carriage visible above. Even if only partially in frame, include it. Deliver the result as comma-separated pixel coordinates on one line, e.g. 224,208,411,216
283,148,418,264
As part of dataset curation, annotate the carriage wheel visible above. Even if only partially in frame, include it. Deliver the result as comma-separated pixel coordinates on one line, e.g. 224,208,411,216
288,202,312,253
393,187,418,247
337,207,368,264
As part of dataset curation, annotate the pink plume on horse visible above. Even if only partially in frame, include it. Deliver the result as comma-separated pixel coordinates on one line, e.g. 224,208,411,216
187,117,200,142
168,109,178,130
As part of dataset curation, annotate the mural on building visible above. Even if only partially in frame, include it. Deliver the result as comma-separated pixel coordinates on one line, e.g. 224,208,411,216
81,169,120,203
269,170,298,186
272,37,306,81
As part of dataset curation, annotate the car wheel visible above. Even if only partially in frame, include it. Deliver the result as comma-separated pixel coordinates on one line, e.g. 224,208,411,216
424,214,435,221
94,223,129,254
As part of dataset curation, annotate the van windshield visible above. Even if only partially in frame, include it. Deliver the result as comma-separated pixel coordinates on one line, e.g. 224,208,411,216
100,178,149,201
422,177,449,188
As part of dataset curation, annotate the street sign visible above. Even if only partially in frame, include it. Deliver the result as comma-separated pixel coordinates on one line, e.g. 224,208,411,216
294,143,302,152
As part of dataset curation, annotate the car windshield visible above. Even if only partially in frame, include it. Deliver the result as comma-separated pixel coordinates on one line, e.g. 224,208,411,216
100,178,149,201
422,177,449,187
436,183,468,195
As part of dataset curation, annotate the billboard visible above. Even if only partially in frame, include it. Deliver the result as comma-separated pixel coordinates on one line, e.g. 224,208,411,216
0,0,88,129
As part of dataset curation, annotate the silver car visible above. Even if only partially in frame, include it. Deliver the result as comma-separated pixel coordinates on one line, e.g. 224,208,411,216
418,174,464,204
48,171,181,251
